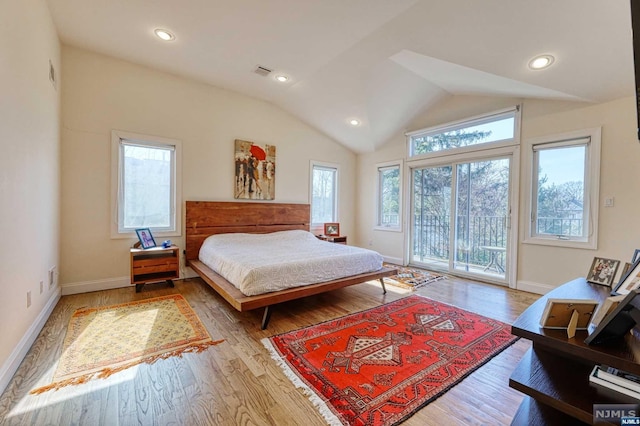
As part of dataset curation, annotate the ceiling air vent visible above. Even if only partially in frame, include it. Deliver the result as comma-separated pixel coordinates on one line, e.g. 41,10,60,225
254,65,272,77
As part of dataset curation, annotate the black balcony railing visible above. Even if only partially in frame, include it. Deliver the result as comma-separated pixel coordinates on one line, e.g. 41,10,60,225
536,217,583,237
412,214,507,271
412,214,582,274
381,213,400,226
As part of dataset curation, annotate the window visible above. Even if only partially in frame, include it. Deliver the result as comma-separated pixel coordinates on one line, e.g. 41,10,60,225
111,130,182,237
407,107,519,158
376,161,402,231
526,128,601,249
406,107,521,285
310,162,339,225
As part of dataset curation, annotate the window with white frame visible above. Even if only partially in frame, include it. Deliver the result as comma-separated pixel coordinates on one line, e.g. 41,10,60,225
376,161,402,230
407,107,519,159
310,162,338,225
111,130,182,237
526,128,601,249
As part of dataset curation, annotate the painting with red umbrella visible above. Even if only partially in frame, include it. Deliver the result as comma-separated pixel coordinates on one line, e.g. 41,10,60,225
234,139,276,200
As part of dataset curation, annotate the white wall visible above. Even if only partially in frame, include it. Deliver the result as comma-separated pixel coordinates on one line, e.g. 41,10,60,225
60,46,357,291
0,0,61,392
518,97,639,291
356,94,640,293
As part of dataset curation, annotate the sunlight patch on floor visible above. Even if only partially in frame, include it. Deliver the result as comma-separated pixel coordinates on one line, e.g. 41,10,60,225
8,366,139,417
8,307,160,418
363,279,411,295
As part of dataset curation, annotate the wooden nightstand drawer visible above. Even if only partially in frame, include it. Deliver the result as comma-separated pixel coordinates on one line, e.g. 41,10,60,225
133,257,178,270
316,235,347,244
133,262,177,275
130,246,179,291
330,236,347,244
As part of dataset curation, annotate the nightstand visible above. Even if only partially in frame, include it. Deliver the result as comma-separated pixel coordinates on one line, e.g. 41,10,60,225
317,235,347,245
130,245,179,292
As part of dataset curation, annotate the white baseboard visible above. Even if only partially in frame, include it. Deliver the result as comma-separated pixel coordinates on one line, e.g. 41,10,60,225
61,276,130,295
182,267,198,279
382,256,404,266
516,280,554,295
0,288,61,395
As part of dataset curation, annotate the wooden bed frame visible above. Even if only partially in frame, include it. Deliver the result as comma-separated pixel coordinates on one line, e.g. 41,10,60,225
185,201,397,329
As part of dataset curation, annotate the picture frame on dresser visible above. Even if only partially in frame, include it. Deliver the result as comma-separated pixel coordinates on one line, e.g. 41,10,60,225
621,262,633,278
586,257,620,287
585,289,640,345
540,299,598,330
539,298,598,338
613,259,640,295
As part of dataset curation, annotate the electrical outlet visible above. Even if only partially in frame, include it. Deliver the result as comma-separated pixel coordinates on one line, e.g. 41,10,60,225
40,281,44,294
27,291,31,308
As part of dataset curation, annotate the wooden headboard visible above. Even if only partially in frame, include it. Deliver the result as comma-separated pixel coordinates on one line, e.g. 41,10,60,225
185,201,310,262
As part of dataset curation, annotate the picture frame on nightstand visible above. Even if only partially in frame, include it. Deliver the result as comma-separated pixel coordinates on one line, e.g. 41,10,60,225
324,223,340,236
135,228,156,249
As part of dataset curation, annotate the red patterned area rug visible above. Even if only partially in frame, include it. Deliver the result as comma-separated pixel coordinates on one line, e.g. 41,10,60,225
262,295,516,426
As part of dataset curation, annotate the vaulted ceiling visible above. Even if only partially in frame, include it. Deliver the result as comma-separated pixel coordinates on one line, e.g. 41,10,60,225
46,0,635,153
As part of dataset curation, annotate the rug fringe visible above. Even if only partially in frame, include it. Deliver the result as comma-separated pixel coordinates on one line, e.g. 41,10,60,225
30,339,224,395
261,338,344,426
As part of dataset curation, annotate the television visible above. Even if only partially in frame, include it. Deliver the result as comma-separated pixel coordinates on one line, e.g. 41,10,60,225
631,0,640,139
585,289,640,345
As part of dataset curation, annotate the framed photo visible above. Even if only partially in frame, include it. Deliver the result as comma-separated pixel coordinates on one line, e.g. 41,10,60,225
539,298,598,330
135,228,156,249
586,257,620,287
324,223,340,236
586,289,640,345
633,249,640,264
589,294,626,329
613,259,640,295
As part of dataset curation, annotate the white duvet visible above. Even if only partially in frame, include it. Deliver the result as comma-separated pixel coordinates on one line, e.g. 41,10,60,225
198,230,383,296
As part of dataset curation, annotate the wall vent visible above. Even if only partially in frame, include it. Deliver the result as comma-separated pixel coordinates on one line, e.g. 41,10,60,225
254,65,272,76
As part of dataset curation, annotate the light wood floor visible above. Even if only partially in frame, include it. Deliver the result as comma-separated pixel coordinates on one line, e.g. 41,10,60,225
0,274,540,425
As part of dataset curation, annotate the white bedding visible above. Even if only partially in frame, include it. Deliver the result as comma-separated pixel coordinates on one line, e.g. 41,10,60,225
198,230,383,296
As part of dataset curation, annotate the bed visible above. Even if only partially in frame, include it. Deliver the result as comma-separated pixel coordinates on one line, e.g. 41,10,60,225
185,201,397,329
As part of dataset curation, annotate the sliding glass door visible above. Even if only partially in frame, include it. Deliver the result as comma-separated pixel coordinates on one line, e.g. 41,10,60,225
411,156,512,283
412,165,452,265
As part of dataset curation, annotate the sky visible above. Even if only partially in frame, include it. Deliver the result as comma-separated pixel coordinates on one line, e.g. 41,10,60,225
420,115,586,186
538,145,585,185
464,117,514,142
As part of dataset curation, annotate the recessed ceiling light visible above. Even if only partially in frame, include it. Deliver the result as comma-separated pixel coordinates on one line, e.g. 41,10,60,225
275,75,288,82
154,29,175,41
349,119,360,126
529,54,554,70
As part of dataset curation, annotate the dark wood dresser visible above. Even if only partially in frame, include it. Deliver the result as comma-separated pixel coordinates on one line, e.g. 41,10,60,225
510,278,640,425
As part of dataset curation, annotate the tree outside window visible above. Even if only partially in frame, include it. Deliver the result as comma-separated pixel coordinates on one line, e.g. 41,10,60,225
525,128,600,249
378,164,401,229
311,163,338,225
533,144,587,238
